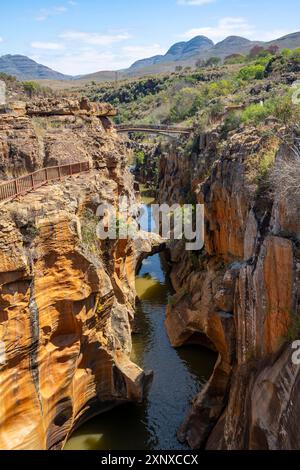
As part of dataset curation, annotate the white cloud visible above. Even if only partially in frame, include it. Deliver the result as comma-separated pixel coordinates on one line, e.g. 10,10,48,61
122,44,165,61
0,38,3,43
178,0,215,5
180,17,290,43
59,31,131,46
32,42,164,75
35,49,123,75
54,6,67,13
36,14,48,21
31,42,65,50
35,4,72,21
259,30,289,41
180,17,256,42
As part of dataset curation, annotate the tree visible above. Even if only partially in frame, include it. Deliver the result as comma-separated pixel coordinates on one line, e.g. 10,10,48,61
267,45,280,55
205,56,221,67
175,66,183,72
224,53,246,65
170,87,204,122
195,58,205,68
23,81,41,98
258,49,272,58
249,45,265,58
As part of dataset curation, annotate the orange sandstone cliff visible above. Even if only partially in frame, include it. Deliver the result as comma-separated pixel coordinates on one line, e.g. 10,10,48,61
0,99,152,450
157,127,300,449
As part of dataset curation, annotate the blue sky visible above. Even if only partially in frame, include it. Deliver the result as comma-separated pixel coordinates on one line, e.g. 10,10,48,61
0,0,299,75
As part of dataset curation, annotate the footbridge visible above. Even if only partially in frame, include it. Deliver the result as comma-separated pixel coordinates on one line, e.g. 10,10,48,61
115,124,193,136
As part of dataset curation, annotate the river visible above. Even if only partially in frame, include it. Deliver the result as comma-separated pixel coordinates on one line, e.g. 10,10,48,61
64,189,216,450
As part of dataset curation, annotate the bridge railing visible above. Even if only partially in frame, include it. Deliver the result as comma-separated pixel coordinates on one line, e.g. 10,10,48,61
116,124,193,133
0,161,90,204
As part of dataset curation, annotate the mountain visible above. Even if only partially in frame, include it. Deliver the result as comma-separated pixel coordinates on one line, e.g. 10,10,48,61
75,31,300,83
1,32,300,83
210,35,257,58
108,31,297,78
130,36,214,70
268,31,300,50
0,55,70,81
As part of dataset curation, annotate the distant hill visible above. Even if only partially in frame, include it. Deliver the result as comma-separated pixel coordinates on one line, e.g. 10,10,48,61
1,32,300,83
79,31,300,82
130,36,214,70
0,55,70,81
269,31,300,50
128,32,300,72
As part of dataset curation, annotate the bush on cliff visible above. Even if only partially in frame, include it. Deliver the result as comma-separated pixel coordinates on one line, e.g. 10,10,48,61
237,64,265,81
81,209,101,255
271,151,300,200
222,111,241,134
241,102,274,125
170,87,204,122
273,94,300,126
292,48,300,63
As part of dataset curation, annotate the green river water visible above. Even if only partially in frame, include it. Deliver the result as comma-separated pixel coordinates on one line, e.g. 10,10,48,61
65,195,216,450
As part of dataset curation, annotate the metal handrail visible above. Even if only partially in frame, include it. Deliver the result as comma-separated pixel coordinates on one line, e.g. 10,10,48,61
0,161,90,203
115,124,193,133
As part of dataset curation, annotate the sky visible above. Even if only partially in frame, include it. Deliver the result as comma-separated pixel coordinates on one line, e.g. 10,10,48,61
0,0,299,76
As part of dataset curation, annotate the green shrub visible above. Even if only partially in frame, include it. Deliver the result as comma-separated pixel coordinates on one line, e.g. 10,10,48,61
23,81,42,98
242,94,300,127
222,111,241,133
205,56,221,67
205,79,234,98
257,148,277,182
237,65,265,81
170,87,204,122
135,150,145,166
241,101,275,125
292,48,300,63
273,94,300,126
255,55,273,66
209,100,225,121
224,54,246,65
281,48,293,58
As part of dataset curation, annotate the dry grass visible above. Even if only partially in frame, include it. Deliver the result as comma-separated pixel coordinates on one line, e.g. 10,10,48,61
271,147,300,200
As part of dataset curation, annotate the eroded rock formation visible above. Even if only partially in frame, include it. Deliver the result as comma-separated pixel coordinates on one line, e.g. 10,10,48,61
0,99,152,450
0,98,117,178
157,126,300,449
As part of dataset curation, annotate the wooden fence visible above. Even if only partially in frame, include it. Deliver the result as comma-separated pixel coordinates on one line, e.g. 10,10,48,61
0,161,90,203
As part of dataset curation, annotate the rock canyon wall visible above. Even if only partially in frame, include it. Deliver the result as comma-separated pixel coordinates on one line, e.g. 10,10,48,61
0,99,152,450
156,127,300,449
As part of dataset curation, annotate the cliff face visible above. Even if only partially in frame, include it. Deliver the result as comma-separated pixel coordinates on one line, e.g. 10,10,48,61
157,127,300,449
0,99,151,450
0,98,116,178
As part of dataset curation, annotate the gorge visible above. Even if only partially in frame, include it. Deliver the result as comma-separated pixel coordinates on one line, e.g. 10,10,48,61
0,47,300,451
65,197,216,450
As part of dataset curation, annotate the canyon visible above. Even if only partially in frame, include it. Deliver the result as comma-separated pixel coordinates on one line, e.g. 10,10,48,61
0,63,300,451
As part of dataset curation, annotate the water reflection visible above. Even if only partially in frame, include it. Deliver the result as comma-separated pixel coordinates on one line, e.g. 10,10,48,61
65,253,216,450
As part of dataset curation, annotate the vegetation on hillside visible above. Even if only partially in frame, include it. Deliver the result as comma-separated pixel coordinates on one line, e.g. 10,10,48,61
0,73,56,102
86,47,300,133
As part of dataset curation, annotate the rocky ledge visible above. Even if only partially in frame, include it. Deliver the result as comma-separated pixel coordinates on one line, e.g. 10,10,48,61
0,99,153,450
157,125,300,449
0,98,118,178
